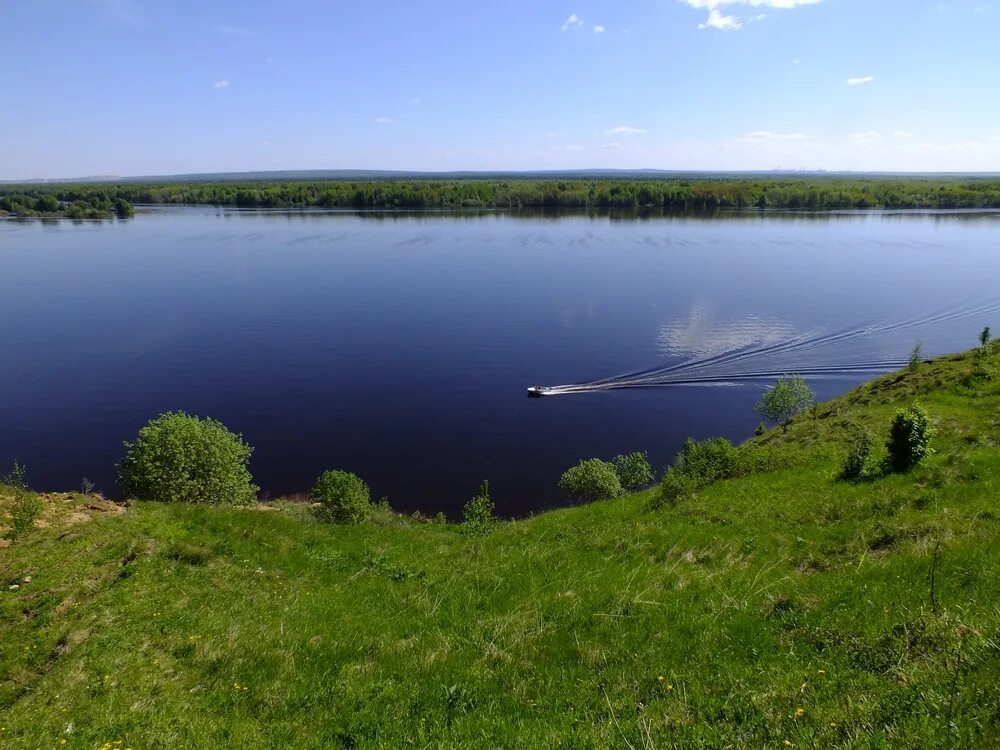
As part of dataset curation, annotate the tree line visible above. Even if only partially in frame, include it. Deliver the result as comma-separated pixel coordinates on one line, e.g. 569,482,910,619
4,176,1000,213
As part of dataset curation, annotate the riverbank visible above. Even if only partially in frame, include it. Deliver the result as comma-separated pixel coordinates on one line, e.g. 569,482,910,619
2,345,999,747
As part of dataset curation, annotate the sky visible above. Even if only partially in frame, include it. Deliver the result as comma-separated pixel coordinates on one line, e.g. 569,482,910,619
2,0,999,179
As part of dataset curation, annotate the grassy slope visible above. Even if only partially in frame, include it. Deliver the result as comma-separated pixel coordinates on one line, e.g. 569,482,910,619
2,348,999,749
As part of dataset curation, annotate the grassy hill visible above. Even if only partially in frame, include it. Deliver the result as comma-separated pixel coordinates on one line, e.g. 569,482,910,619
2,347,999,749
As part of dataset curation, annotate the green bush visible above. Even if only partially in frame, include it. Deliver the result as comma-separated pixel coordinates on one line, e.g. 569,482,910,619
841,428,875,480
908,342,923,372
885,404,935,472
673,437,737,484
652,470,693,508
754,421,767,436
119,412,258,505
313,470,372,524
611,451,654,491
558,459,623,502
462,480,496,534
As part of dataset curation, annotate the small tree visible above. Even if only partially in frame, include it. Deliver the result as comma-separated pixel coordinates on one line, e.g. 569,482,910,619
981,326,992,348
462,479,496,534
313,470,371,524
754,421,767,437
908,342,923,372
119,412,258,504
558,459,623,502
754,375,815,433
841,427,874,480
611,451,654,491
885,404,935,472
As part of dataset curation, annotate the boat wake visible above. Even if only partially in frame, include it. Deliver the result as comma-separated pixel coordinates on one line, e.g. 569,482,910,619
533,298,1000,396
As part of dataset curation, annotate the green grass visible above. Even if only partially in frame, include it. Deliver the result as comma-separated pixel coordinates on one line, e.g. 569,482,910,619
2,347,999,748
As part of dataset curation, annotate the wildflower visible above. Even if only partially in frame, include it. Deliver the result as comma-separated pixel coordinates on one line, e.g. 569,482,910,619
818,669,826,674
8,584,19,591
667,684,673,690
657,675,664,682
784,741,794,747
830,721,839,727
795,707,806,717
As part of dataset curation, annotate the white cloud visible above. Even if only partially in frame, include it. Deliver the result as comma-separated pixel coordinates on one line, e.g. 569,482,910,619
593,24,605,33
560,13,584,30
743,130,809,140
214,24,254,37
212,79,230,89
682,0,820,7
410,97,422,105
699,9,742,29
848,131,882,144
892,130,914,139
374,117,392,124
683,0,819,30
605,125,647,135
564,144,585,151
792,58,800,64
846,76,875,86
601,142,622,149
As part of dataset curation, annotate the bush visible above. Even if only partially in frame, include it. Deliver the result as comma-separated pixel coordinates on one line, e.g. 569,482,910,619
841,428,875,480
2,461,41,539
119,412,258,505
908,342,923,372
559,459,623,502
652,470,693,508
673,437,737,485
754,421,767,436
611,451,654,491
885,404,935,472
462,480,496,534
313,470,372,524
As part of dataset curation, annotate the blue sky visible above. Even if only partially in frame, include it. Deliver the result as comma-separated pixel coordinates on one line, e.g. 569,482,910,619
2,0,999,179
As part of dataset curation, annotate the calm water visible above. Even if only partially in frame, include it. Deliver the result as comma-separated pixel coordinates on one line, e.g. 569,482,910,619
1,207,998,517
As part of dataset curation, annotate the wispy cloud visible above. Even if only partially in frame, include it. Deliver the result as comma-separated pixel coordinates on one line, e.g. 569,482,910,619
593,24,605,33
212,79,230,89
374,116,392,124
214,24,255,37
846,75,875,86
743,130,809,140
560,13,584,31
699,9,742,29
848,131,882,144
410,97,422,105
564,144,585,151
605,125,646,135
682,0,820,30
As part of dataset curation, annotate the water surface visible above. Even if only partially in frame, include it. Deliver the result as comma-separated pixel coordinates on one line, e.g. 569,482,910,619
1,207,997,516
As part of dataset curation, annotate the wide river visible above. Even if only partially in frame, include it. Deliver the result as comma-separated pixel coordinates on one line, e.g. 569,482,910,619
2,207,998,516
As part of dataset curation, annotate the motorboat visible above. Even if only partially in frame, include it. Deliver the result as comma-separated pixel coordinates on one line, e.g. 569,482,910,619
526,385,552,397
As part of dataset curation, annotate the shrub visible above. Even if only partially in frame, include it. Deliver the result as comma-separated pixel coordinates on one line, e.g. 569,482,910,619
885,404,935,472
611,451,654,491
652,470,693,508
841,428,875,480
2,461,41,539
673,437,737,485
754,421,767,436
559,459,623,502
980,326,991,348
119,412,258,505
908,342,923,372
754,375,815,432
313,470,372,524
462,480,496,534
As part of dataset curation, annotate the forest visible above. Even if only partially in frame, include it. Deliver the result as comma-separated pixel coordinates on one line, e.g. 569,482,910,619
3,176,1000,214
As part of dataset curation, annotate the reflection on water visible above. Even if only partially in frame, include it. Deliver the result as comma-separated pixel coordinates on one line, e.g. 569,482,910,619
657,304,805,359
1,207,999,517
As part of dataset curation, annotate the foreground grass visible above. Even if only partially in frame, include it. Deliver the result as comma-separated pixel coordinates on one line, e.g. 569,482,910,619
2,348,999,748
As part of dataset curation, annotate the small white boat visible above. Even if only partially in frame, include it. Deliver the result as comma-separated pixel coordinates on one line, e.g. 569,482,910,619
526,385,552,397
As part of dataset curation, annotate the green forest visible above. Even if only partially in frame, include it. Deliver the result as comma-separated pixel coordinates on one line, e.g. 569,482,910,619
4,176,1000,214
